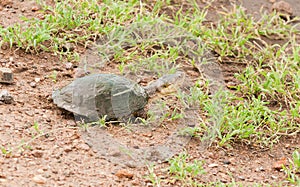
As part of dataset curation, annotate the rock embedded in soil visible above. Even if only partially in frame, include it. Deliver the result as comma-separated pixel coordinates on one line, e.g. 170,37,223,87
29,82,36,88
0,67,13,84
115,169,134,179
0,89,13,104
272,157,287,170
271,1,293,16
32,175,46,184
0,0,12,8
31,150,44,158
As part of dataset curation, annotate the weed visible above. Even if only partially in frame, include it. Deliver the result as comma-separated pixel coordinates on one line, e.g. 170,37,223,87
80,115,108,129
283,150,300,185
168,153,206,186
33,121,42,134
49,70,58,83
178,127,201,138
145,164,162,187
1,146,11,156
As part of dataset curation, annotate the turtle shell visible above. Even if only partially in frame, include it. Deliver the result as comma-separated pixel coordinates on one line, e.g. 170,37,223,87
52,74,148,122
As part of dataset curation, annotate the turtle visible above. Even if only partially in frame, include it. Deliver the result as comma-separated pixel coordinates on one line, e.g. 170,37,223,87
52,71,184,123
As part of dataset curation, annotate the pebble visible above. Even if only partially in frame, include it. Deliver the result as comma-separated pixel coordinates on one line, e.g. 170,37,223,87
255,166,265,172
125,161,138,168
208,163,219,168
32,175,46,184
272,157,287,170
63,146,73,153
63,43,75,52
0,89,13,104
0,67,13,84
271,1,293,16
31,150,43,158
271,175,278,179
25,110,34,117
115,169,134,179
142,132,153,138
34,77,41,83
65,62,73,70
77,143,90,151
109,151,121,157
29,82,36,88
31,6,39,12
223,160,231,165
0,178,7,183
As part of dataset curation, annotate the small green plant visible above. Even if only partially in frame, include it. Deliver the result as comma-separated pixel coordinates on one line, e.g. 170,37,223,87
169,108,184,121
118,62,125,74
293,150,300,172
96,115,108,127
33,121,42,134
81,115,108,128
283,150,300,185
178,127,201,138
145,164,162,187
49,70,58,83
168,153,206,186
1,146,11,156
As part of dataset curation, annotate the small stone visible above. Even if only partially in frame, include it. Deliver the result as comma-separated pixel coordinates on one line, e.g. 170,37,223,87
29,82,36,88
37,169,44,174
34,77,41,82
255,166,265,172
74,68,89,78
269,0,276,3
142,132,153,138
0,178,7,183
31,150,43,158
272,157,287,170
78,143,90,151
65,62,73,70
208,152,218,159
271,175,278,179
109,151,121,157
64,146,72,153
0,90,13,104
0,67,13,84
0,0,12,7
115,169,134,179
25,110,34,117
229,167,235,172
63,43,75,52
32,175,46,184
223,160,231,165
1,44,8,50
125,161,138,168
208,163,219,168
271,1,293,16
31,6,39,12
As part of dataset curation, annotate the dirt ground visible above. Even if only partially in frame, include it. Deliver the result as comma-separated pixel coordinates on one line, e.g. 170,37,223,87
0,0,299,186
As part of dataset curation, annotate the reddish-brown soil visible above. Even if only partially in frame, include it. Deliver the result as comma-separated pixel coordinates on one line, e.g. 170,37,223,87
0,0,299,186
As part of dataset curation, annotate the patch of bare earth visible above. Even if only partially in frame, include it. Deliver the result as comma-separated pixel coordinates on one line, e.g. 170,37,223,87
0,0,299,186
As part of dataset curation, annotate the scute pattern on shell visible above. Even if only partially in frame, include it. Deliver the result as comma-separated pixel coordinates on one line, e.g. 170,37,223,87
52,74,148,122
